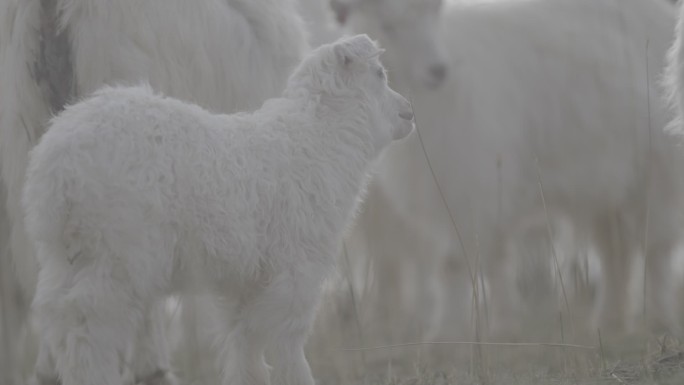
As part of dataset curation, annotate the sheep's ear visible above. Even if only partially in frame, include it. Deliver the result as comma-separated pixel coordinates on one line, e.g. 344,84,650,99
334,34,380,67
365,47,385,60
330,0,362,25
334,43,354,67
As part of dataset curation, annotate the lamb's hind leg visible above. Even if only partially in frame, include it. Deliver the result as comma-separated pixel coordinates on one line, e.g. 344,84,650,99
591,214,632,334
28,293,175,385
34,250,145,385
643,232,682,336
0,182,33,385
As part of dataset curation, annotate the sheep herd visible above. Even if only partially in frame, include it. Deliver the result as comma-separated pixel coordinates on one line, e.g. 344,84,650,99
2,0,684,384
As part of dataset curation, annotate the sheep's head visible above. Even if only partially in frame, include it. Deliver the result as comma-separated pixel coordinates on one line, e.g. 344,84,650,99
330,0,448,90
334,35,415,146
289,35,414,149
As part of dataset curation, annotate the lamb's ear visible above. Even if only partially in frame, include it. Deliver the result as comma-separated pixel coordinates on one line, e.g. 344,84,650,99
330,0,362,25
334,34,381,67
333,34,383,67
334,42,354,67
365,47,385,60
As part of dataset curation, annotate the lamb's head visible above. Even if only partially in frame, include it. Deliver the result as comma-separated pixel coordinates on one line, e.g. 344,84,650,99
288,34,415,148
330,0,448,90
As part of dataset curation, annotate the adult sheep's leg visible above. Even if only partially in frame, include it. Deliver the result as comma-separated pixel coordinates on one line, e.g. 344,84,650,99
486,211,575,338
643,239,681,336
640,191,683,336
344,180,409,342
3,178,37,385
0,258,30,385
347,179,452,343
639,164,684,337
0,180,23,385
591,214,633,334
482,237,518,339
486,213,553,339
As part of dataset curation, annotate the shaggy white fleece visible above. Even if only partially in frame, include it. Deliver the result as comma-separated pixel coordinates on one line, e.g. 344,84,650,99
23,34,414,385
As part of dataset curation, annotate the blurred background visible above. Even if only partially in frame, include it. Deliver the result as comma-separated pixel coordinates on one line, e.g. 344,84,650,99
4,0,684,384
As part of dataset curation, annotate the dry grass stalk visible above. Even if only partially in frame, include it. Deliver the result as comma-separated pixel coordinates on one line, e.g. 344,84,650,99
409,95,489,383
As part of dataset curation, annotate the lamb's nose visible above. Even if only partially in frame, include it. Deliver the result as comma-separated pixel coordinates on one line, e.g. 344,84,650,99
399,110,414,121
429,63,447,83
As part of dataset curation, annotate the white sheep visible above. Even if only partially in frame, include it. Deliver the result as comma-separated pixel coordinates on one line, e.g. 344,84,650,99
330,0,449,91
661,0,684,333
665,0,684,134
297,0,452,344
0,0,308,383
298,0,344,48
22,34,414,385
332,0,684,340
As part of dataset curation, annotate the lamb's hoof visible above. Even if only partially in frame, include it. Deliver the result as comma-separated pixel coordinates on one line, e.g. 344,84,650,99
136,369,179,385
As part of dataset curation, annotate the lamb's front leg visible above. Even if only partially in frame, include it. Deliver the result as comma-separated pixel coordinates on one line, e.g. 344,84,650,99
131,301,178,385
266,332,316,385
28,337,59,385
217,316,270,385
221,270,323,385
264,271,323,385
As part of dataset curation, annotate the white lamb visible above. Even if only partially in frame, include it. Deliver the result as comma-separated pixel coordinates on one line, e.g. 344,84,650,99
0,0,308,383
332,0,684,340
22,34,414,385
